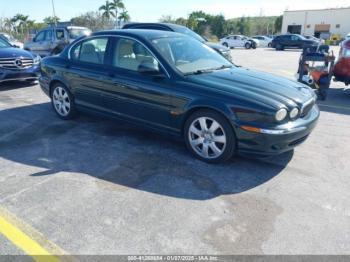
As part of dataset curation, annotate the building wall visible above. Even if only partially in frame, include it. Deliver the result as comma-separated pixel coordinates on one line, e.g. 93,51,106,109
282,8,350,37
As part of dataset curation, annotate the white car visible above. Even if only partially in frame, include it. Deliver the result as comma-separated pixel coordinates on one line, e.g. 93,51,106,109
220,35,259,49
0,32,24,49
252,35,272,47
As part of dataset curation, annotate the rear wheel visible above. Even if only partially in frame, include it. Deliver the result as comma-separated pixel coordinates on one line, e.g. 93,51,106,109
51,83,77,120
184,110,236,164
268,42,272,47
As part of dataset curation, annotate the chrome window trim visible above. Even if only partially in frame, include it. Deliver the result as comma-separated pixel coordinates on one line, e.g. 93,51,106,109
67,34,170,78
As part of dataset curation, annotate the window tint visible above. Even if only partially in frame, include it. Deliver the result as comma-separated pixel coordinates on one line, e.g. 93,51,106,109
71,38,108,64
35,31,46,42
56,29,65,40
113,38,159,72
291,35,299,41
45,30,53,41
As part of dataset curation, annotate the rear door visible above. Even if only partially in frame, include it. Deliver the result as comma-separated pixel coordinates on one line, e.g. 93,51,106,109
66,36,112,111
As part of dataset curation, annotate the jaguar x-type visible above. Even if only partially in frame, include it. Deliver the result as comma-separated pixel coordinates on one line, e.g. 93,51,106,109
39,30,319,163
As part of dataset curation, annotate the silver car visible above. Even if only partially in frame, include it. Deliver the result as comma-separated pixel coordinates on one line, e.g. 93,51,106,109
24,26,91,57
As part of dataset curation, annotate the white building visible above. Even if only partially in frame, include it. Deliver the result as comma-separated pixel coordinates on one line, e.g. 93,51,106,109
282,7,350,38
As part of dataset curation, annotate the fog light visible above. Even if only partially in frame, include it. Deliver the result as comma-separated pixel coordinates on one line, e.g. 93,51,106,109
275,108,287,122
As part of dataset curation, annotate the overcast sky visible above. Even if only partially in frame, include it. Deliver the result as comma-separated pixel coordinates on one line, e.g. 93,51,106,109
1,0,349,22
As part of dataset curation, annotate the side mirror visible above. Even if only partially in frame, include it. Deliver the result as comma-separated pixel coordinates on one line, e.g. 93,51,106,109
138,62,164,77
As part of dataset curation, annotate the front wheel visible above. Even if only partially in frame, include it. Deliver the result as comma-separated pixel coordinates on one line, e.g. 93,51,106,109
245,42,251,49
222,42,229,48
51,83,77,120
184,110,236,164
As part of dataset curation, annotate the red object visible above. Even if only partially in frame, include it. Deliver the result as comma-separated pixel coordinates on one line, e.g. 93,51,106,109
334,39,350,84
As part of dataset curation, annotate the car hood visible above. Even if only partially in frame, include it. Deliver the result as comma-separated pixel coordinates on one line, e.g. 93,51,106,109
187,67,315,109
206,42,230,52
0,47,34,58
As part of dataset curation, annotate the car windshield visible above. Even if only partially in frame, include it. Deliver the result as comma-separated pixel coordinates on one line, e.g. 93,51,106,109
298,35,307,40
68,28,91,39
1,33,15,42
0,38,11,48
173,26,206,43
152,36,233,75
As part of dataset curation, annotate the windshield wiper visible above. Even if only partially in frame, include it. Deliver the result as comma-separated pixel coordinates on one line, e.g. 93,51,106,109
184,65,233,76
184,68,214,76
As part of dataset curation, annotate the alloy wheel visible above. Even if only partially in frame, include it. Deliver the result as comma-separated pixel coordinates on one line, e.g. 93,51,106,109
52,86,71,117
188,117,227,159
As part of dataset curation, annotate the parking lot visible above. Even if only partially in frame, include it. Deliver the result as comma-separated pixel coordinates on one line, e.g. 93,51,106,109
1,47,350,257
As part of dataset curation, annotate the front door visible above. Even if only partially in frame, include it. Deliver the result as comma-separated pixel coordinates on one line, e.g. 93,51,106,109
102,37,172,130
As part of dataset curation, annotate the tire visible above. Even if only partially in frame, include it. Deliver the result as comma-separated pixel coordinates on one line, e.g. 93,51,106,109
245,42,251,49
222,42,229,48
268,43,272,48
252,42,257,49
51,83,77,120
184,110,236,164
276,44,284,51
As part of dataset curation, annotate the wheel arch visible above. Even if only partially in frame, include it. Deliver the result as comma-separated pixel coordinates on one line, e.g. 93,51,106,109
180,103,237,138
49,77,71,97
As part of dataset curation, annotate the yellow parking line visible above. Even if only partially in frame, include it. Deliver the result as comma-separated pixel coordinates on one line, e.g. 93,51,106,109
0,207,74,262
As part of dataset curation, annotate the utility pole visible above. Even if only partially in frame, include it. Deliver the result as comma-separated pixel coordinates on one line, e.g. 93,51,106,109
51,0,57,26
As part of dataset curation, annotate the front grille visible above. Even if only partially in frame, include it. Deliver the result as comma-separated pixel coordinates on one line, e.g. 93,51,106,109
0,57,34,70
300,99,315,118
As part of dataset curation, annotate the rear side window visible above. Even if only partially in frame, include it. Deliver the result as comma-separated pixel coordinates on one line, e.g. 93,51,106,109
70,37,109,65
56,29,65,40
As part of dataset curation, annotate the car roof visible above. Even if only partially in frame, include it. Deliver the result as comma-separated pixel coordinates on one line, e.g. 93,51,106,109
92,29,184,40
122,22,182,30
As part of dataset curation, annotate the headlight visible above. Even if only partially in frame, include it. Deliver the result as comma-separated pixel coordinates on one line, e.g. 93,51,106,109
33,55,41,64
290,108,299,119
275,108,287,122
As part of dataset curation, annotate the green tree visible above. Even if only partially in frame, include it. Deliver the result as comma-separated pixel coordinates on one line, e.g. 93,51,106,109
71,11,113,31
175,17,187,26
159,15,175,23
99,0,115,21
118,9,130,24
43,16,60,25
110,0,125,27
274,15,283,33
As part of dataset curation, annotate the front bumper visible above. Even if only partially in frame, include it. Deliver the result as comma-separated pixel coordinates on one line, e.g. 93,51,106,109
235,105,320,156
0,65,40,83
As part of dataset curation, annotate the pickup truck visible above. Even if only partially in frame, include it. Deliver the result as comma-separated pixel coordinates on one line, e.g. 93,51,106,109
24,26,91,57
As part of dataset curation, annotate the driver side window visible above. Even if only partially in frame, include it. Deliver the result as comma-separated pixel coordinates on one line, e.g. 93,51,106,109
113,38,159,72
35,31,46,42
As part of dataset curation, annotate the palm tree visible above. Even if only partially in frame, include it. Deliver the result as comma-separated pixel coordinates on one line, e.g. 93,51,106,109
99,1,115,21
3,18,14,32
110,0,125,28
118,9,130,25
